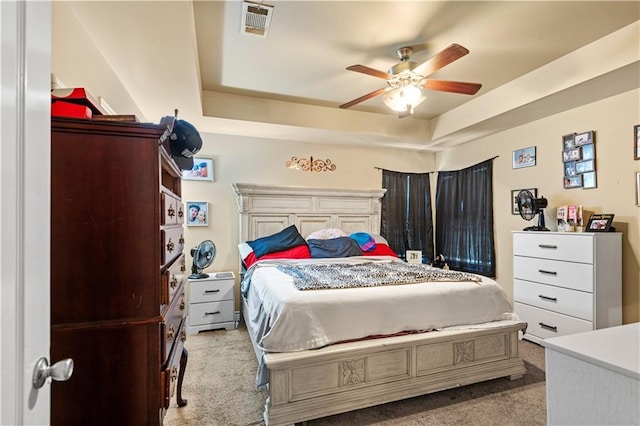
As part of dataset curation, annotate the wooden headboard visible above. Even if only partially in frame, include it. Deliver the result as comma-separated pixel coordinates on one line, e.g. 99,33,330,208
232,183,386,242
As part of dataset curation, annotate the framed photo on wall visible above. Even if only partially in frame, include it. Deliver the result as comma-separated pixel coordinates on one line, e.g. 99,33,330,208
512,146,536,169
182,157,214,181
574,131,594,146
186,201,209,226
635,125,640,160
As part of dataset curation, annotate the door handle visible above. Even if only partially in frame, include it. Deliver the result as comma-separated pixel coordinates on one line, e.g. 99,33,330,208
32,357,74,389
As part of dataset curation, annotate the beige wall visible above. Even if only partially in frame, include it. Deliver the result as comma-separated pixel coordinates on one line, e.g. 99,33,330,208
438,89,640,323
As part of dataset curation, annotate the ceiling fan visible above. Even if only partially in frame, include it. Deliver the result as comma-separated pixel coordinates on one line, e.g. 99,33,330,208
339,43,482,118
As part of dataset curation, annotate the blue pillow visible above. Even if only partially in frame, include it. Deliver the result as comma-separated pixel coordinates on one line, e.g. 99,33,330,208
307,237,363,258
247,225,307,258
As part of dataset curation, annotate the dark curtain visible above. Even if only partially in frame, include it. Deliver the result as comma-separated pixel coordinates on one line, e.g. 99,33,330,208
381,170,434,263
435,159,495,276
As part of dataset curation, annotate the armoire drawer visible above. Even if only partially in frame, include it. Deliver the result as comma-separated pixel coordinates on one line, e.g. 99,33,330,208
514,302,592,340
514,279,593,321
513,232,593,263
161,254,186,308
162,318,186,409
513,256,593,292
161,284,186,364
189,300,235,327
161,226,185,267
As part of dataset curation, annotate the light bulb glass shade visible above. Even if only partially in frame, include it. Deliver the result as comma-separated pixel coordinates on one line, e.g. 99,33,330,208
383,84,423,112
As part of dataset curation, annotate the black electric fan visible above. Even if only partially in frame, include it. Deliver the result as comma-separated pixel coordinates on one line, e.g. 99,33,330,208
189,240,216,279
516,189,549,231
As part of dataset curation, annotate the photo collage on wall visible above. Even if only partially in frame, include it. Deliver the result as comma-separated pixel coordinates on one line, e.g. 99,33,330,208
562,130,596,189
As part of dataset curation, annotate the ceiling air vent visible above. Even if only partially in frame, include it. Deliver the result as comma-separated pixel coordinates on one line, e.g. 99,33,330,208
241,1,274,38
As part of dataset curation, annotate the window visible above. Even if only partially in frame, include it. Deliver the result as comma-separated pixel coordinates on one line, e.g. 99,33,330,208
435,159,495,276
380,170,434,263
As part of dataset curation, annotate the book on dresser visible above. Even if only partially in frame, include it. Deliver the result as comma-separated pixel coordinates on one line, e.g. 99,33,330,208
512,231,622,344
50,117,188,425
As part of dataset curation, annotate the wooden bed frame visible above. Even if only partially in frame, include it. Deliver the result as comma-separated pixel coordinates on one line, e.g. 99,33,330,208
233,183,527,426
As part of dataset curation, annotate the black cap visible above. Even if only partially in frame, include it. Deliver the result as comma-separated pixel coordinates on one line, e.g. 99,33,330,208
169,120,203,170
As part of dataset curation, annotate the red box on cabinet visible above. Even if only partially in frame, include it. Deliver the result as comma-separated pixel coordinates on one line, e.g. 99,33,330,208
51,100,92,119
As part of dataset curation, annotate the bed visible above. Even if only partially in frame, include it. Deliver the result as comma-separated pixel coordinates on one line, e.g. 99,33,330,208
233,183,527,426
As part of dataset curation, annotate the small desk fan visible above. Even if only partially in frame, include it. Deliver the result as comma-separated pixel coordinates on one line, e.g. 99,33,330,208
189,240,216,279
516,189,549,231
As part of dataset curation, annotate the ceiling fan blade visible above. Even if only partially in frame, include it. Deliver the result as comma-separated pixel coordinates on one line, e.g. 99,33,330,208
412,43,470,77
346,65,394,80
339,87,387,109
422,79,482,95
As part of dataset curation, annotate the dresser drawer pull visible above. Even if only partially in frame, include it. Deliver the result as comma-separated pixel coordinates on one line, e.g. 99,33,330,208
538,294,557,302
170,276,178,289
204,289,220,294
181,330,187,342
205,311,221,316
167,205,175,218
166,239,174,253
538,269,557,275
167,324,176,339
538,244,558,249
538,322,558,332
178,207,184,219
179,300,185,311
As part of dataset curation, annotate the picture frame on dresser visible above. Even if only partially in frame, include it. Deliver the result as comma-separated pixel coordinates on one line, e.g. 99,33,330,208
586,213,615,232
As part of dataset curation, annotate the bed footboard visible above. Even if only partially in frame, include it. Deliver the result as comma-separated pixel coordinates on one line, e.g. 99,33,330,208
262,322,526,426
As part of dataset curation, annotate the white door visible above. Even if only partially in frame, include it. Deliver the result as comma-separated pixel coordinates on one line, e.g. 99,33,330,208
1,1,52,425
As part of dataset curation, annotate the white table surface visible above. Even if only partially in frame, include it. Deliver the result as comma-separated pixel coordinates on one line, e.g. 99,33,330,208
541,322,640,380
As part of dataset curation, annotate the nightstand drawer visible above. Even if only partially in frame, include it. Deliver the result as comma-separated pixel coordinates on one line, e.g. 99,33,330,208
513,256,593,292
514,279,593,320
189,300,234,326
513,233,593,263
190,278,234,303
515,302,592,340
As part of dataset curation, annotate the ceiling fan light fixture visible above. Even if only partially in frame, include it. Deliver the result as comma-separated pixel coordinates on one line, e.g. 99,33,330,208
383,84,422,112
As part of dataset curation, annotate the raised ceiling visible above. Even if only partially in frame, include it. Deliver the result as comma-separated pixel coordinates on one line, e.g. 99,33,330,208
64,1,640,150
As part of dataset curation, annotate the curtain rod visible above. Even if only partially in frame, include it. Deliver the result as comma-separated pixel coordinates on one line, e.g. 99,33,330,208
374,155,499,174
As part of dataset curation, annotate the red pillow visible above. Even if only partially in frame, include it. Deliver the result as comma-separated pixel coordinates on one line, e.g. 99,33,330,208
361,243,398,257
243,244,311,268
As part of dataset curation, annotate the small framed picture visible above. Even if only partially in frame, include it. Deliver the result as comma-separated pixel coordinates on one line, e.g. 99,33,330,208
575,159,595,174
563,175,582,189
564,161,577,177
512,146,536,169
186,201,209,226
182,157,214,181
635,125,640,160
581,143,595,160
583,171,597,189
574,131,594,146
406,250,423,264
562,133,576,151
586,213,614,232
562,147,582,162
511,188,537,215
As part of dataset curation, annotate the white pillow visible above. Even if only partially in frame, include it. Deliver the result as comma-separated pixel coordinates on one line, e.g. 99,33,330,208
305,228,348,240
238,242,253,260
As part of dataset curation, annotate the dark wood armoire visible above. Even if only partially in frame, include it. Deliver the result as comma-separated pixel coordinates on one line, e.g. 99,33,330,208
50,117,188,425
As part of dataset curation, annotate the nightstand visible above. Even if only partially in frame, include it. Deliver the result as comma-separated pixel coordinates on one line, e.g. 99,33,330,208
187,272,236,334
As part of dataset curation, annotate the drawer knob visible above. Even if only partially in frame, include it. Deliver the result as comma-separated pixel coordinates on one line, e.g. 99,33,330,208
170,276,178,289
205,311,221,316
166,239,175,253
204,289,220,294
167,324,176,339
179,235,185,245
167,205,175,218
538,294,557,302
171,366,178,382
178,207,184,219
538,322,558,332
179,300,185,311
538,244,557,249
538,269,557,276
181,330,187,342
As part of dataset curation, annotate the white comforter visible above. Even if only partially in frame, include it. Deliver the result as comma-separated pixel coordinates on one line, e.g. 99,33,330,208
243,256,517,353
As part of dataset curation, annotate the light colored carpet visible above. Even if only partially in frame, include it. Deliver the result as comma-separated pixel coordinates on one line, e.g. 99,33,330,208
164,322,546,426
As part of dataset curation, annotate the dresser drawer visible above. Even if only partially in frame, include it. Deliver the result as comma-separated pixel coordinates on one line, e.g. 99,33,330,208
161,318,186,410
189,300,235,327
161,285,186,364
515,302,592,340
161,226,184,267
513,256,593,292
190,278,234,303
514,279,593,321
161,192,181,225
161,254,186,307
513,233,593,263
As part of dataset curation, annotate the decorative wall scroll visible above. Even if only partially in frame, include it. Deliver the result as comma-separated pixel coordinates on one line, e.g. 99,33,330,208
286,156,336,172
562,131,596,189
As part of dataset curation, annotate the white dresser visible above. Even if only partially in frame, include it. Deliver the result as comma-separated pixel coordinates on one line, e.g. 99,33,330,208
512,231,621,344
187,272,237,334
